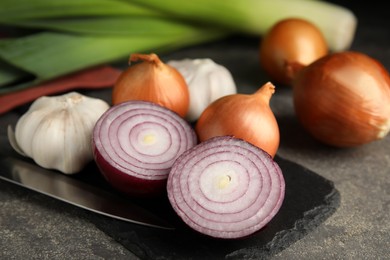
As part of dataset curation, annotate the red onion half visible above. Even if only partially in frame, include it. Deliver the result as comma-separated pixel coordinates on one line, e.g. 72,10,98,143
92,100,197,196
167,136,285,239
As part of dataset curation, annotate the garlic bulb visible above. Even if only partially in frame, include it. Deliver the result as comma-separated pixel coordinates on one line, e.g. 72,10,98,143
167,58,237,122
8,92,110,174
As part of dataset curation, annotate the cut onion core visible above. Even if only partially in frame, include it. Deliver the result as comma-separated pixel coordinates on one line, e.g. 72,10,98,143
167,136,285,239
92,100,197,196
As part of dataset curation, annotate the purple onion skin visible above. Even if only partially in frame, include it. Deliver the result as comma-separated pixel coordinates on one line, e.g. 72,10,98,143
167,136,285,239
92,100,197,197
93,147,167,197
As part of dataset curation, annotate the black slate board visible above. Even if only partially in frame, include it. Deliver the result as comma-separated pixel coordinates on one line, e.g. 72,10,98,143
0,88,340,260
83,156,340,260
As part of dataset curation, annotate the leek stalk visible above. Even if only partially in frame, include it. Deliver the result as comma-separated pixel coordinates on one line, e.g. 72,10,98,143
0,0,357,94
128,0,357,52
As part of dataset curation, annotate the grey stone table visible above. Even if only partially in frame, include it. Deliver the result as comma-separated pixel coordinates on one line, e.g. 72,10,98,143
1,1,389,259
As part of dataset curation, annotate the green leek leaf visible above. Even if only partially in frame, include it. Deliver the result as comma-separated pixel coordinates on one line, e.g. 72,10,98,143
0,29,227,93
0,0,162,21
0,59,29,87
1,17,212,36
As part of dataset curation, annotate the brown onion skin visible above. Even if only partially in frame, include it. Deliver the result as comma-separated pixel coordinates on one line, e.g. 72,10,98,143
195,82,279,157
260,18,328,85
293,51,390,147
112,53,190,118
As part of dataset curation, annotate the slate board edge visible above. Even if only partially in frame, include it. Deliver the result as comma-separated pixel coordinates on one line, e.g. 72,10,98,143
230,188,341,259
92,160,341,260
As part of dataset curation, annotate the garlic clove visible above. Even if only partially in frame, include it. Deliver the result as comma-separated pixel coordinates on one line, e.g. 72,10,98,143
7,125,26,156
10,92,110,174
167,58,237,122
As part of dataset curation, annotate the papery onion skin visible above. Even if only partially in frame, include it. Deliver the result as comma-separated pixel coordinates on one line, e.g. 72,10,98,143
112,53,190,118
167,136,285,239
195,82,280,157
293,51,390,147
93,150,165,196
92,100,197,197
260,18,328,86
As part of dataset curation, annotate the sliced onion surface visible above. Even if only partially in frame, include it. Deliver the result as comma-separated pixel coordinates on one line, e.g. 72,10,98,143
167,136,285,239
93,100,197,196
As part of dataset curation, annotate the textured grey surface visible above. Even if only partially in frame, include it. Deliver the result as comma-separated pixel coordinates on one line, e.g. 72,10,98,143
0,81,339,260
272,2,390,258
1,1,390,259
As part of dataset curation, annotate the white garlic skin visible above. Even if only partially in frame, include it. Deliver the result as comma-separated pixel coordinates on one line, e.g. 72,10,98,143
13,92,110,174
167,58,237,122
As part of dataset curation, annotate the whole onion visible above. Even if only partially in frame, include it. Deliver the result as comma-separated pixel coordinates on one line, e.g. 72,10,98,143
92,100,197,196
195,82,280,157
259,18,328,85
112,53,190,118
167,136,285,239
293,51,390,147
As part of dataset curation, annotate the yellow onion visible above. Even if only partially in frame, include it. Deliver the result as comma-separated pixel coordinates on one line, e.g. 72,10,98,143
195,82,280,157
112,53,189,117
259,18,328,86
293,51,390,147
